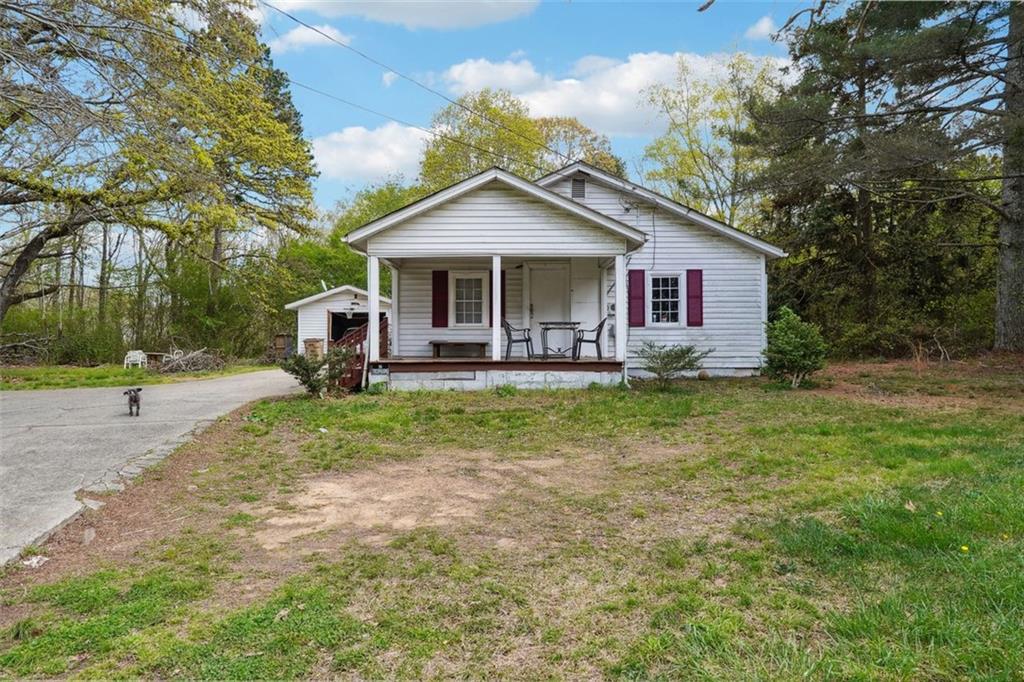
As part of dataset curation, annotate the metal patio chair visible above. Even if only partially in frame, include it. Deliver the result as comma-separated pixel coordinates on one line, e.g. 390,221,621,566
572,317,607,360
502,319,534,360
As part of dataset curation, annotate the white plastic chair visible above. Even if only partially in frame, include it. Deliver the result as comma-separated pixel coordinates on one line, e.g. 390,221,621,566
124,350,147,369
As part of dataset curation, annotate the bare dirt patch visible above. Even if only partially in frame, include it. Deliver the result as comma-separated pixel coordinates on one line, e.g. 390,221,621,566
255,452,585,550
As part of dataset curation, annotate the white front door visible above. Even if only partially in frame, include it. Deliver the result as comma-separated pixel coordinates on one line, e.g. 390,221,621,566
528,264,571,355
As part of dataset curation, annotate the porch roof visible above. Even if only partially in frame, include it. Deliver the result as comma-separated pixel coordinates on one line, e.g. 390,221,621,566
345,167,647,255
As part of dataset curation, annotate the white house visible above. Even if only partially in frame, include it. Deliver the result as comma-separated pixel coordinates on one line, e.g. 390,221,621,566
285,285,390,357
341,162,786,390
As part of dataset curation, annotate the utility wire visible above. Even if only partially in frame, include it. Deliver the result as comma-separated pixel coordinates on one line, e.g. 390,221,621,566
258,0,572,166
86,5,556,177
286,77,554,176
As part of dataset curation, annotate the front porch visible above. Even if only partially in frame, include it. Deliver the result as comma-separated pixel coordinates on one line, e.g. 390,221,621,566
362,253,629,390
366,255,628,357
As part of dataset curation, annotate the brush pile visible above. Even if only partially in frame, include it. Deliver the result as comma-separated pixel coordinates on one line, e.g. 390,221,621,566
157,348,225,373
0,333,49,364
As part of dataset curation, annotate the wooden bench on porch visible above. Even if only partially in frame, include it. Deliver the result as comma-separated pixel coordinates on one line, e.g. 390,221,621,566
429,340,489,358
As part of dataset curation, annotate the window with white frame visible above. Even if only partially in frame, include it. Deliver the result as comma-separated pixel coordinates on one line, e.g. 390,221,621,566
450,272,489,326
650,274,681,324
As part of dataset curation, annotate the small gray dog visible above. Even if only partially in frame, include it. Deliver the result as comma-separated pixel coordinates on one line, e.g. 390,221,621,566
123,387,142,416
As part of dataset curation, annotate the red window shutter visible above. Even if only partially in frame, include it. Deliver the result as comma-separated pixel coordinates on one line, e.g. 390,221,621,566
628,269,646,327
686,269,703,327
431,270,448,328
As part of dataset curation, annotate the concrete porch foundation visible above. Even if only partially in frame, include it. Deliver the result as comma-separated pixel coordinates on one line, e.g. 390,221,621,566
370,358,623,391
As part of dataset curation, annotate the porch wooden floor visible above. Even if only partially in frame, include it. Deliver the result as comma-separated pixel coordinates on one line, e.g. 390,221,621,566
372,357,623,373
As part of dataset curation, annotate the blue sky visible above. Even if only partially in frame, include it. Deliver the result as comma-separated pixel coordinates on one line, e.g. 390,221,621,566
257,1,795,209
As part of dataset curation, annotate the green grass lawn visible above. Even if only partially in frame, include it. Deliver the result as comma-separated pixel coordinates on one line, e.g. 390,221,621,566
1,361,1021,679
0,362,277,390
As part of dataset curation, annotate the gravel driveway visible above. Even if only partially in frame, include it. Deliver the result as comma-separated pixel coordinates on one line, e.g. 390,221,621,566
0,369,298,564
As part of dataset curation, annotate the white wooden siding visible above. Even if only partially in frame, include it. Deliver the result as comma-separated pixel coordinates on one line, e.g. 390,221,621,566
296,305,330,353
395,260,527,358
368,183,628,257
548,177,641,225
552,176,766,371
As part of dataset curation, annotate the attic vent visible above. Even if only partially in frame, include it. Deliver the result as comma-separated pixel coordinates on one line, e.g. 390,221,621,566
571,177,586,199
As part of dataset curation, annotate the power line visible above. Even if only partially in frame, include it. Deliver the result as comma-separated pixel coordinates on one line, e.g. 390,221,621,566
286,78,554,176
88,5,555,177
258,0,571,166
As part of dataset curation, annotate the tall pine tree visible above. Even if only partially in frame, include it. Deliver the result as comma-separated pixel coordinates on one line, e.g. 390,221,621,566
747,1,1022,351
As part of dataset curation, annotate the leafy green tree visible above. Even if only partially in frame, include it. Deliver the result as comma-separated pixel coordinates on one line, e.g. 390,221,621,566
644,53,775,227
419,88,624,186
420,89,546,189
535,117,626,176
763,307,827,388
331,180,428,237
0,0,316,323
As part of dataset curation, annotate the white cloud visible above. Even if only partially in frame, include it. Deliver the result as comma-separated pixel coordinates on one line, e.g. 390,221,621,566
444,58,544,94
382,71,399,87
268,23,350,53
744,16,777,40
263,1,538,29
440,51,788,136
570,55,621,77
312,122,429,181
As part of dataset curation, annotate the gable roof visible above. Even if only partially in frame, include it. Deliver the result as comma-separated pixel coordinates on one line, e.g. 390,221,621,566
285,285,391,310
345,167,647,252
536,161,787,259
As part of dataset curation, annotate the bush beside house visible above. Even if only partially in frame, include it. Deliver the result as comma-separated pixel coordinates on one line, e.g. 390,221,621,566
764,307,827,388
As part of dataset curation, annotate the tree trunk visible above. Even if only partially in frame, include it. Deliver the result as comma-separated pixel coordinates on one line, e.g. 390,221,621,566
133,228,146,348
855,67,877,322
164,236,179,338
98,224,110,325
76,233,85,310
996,0,1024,351
0,209,88,323
66,233,78,313
856,185,876,319
207,226,223,318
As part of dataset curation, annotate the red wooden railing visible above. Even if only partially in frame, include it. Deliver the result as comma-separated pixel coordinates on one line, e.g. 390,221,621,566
328,317,388,390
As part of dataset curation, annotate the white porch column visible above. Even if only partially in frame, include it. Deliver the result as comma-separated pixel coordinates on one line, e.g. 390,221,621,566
368,255,380,362
389,264,399,357
614,254,627,362
491,255,501,361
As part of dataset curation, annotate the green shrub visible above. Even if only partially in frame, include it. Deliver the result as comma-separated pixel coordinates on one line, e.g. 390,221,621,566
280,346,355,397
635,342,712,390
764,307,827,388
